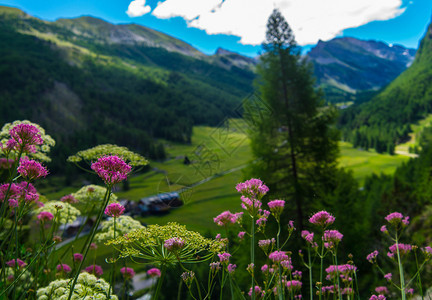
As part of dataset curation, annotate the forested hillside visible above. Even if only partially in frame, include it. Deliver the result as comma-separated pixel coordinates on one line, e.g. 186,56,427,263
338,17,432,153
0,6,255,172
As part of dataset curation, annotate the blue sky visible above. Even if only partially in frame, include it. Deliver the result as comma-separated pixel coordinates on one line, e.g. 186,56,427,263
1,0,431,57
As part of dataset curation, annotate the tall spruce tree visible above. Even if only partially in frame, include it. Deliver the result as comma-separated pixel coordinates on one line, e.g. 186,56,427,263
245,9,340,229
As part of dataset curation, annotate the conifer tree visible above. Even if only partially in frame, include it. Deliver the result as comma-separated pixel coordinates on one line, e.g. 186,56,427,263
245,9,340,229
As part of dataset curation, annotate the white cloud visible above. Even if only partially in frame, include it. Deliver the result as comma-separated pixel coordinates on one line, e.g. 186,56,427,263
126,0,151,18
148,0,405,45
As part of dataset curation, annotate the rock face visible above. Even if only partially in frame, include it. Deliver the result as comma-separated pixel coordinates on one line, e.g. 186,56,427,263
307,37,416,94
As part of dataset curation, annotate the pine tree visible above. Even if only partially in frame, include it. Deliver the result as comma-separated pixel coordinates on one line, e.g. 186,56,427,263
245,9,340,229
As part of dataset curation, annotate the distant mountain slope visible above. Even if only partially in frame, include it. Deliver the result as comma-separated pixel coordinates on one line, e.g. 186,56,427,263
0,6,255,172
338,17,432,154
307,37,416,103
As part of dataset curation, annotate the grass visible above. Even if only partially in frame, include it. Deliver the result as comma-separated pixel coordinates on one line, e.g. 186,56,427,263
338,141,410,185
396,113,432,154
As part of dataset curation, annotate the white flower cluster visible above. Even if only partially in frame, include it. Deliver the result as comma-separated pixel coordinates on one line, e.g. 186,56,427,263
35,201,80,224
96,216,144,243
72,185,118,216
36,272,118,300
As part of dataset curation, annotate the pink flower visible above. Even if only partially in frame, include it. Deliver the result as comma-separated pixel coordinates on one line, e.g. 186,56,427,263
380,225,388,233
218,252,231,263
375,286,388,295
286,280,302,291
384,273,392,281
164,237,185,251
268,199,285,218
248,285,264,298
17,158,48,181
213,211,243,226
6,259,27,269
90,243,98,250
258,238,275,252
73,253,83,262
322,230,343,249
269,251,288,263
385,212,409,226
91,155,132,185
281,259,293,270
37,211,54,222
369,295,387,300
9,123,43,153
24,192,39,203
84,265,103,277
405,288,414,295
238,231,246,239
422,246,432,257
147,268,161,277
261,264,268,273
120,267,135,279
227,264,236,274
215,233,221,240
301,230,315,244
56,264,72,273
8,198,18,208
236,179,269,198
309,211,335,227
388,243,412,256
241,195,262,215
366,250,379,263
104,203,125,217
293,270,302,279
60,194,78,204
0,158,14,169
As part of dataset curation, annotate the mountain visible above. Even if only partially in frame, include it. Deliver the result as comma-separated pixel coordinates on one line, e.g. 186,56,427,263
0,6,255,173
307,37,416,103
338,17,432,154
210,48,257,70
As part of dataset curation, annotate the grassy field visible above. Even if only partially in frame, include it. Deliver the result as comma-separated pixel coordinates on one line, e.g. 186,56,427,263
396,113,432,154
42,120,412,234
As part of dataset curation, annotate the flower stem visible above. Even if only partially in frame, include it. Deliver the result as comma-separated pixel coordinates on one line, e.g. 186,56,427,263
395,233,406,300
67,186,112,300
308,247,313,300
153,264,166,300
251,216,255,300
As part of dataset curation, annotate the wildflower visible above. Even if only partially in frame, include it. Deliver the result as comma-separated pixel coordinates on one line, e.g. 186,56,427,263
84,265,103,277
90,243,98,250
210,262,221,272
104,203,125,218
9,123,43,153
366,250,379,263
35,201,80,224
247,263,255,274
56,264,72,274
385,212,409,227
241,195,262,215
164,237,185,252
369,295,387,300
24,192,39,203
181,271,195,287
293,270,302,279
213,211,243,226
286,280,302,292
384,273,392,281
37,211,54,222
73,253,83,262
322,230,343,249
288,220,296,231
91,155,132,185
6,259,27,269
380,225,388,233
17,157,48,181
281,258,293,270
8,199,18,208
227,264,237,274
258,238,275,253
60,194,78,204
236,178,269,198
52,236,62,243
301,230,315,245
147,268,161,277
0,158,13,169
405,288,414,295
375,286,388,295
309,211,335,227
120,267,135,279
268,199,285,219
218,252,231,264
422,246,432,258
388,243,412,256
261,264,269,273
248,285,264,298
269,251,289,263
238,231,246,239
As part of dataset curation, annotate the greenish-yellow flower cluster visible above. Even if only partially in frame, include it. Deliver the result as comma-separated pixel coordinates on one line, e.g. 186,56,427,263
0,120,55,162
35,201,80,224
96,216,145,243
108,222,224,265
72,185,118,216
67,144,148,167
36,272,118,300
